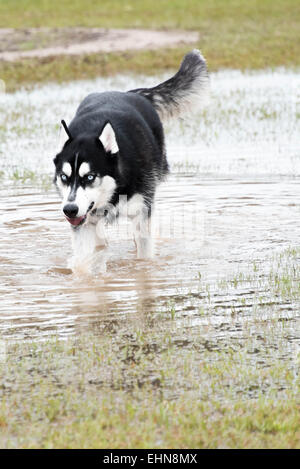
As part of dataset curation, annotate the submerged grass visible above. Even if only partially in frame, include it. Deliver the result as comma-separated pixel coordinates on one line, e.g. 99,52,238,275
10,169,52,187
0,0,299,91
0,247,299,448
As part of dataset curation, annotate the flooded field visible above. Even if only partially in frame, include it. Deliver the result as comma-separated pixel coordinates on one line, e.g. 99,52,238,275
0,68,299,342
0,70,299,446
0,175,300,344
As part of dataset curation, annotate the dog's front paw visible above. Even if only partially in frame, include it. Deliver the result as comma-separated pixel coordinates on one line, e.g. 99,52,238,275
68,251,107,276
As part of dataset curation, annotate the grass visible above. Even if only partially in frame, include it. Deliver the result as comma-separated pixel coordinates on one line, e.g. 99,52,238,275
0,0,299,31
0,247,299,448
0,0,299,91
10,169,52,187
0,329,299,448
1,381,299,448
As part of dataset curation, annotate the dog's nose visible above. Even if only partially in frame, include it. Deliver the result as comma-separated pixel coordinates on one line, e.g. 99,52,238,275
63,203,78,218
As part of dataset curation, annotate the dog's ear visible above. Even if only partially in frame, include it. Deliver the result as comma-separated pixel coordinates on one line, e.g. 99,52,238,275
98,121,119,155
58,119,72,150
61,120,72,140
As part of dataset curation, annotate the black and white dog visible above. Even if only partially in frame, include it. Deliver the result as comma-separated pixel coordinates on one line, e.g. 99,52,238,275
53,50,209,270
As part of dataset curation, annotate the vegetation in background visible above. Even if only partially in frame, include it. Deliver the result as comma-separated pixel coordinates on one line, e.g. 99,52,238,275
0,0,299,91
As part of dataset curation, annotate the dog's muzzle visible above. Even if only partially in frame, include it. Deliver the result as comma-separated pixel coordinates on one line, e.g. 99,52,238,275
63,202,94,227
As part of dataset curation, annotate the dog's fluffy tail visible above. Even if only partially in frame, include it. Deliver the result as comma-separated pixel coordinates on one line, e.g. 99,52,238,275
129,49,209,122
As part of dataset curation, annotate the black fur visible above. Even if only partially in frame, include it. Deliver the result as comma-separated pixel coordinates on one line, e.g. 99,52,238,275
130,49,209,121
54,91,168,210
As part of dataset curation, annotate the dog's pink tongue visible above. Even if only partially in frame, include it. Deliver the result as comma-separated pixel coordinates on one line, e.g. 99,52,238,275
65,215,85,226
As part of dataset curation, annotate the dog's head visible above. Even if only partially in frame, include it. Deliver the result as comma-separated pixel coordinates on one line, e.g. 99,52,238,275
53,120,118,227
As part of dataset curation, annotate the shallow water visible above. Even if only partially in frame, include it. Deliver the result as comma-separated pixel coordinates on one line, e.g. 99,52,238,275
0,69,299,342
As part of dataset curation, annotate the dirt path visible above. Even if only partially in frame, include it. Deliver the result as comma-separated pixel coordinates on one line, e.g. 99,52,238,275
0,28,198,62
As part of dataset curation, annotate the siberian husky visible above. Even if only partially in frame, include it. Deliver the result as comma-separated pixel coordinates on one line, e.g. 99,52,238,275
53,50,209,271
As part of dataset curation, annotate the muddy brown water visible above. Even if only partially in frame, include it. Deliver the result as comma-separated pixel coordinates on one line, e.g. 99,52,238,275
0,174,299,341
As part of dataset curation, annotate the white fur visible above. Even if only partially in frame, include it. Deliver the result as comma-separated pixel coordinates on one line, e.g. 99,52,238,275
78,162,90,177
70,223,107,275
57,175,117,218
71,190,153,271
71,175,116,217
94,175,117,209
62,162,72,177
71,223,99,258
132,211,153,259
117,193,146,218
95,220,107,247
99,123,119,154
58,171,154,272
74,186,95,217
119,194,154,259
135,234,153,259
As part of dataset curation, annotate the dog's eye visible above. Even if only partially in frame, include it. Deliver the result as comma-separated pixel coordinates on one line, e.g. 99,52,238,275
60,173,68,183
86,174,95,182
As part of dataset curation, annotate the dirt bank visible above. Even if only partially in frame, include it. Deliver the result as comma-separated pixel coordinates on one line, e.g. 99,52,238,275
0,27,198,62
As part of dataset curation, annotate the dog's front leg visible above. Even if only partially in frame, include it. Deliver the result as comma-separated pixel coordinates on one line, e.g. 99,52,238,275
128,195,154,260
95,219,107,247
69,223,106,274
135,231,154,259
132,210,154,259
